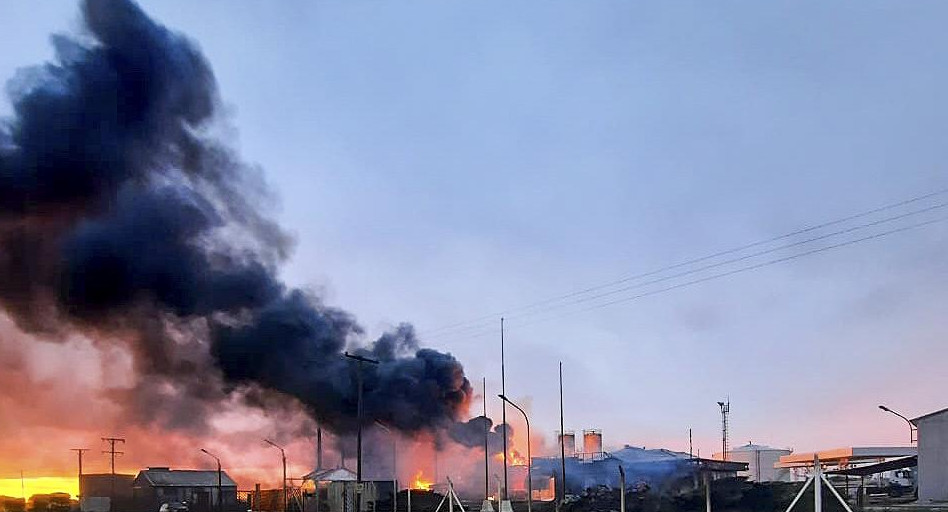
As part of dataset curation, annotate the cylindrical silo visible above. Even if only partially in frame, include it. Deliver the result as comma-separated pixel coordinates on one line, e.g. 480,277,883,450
583,429,602,456
557,431,576,457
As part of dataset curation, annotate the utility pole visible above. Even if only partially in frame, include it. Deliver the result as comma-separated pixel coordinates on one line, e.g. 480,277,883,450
102,436,125,507
71,449,90,497
500,318,508,502
344,352,380,512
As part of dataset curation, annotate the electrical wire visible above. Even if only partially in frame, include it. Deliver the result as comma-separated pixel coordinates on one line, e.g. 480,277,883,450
432,211,948,343
420,188,948,339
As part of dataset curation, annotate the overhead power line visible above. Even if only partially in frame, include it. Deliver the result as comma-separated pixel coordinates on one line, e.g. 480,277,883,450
425,194,948,342
420,188,948,339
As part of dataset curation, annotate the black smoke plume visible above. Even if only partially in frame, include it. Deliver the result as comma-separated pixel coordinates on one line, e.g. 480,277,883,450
0,0,472,435
448,416,512,455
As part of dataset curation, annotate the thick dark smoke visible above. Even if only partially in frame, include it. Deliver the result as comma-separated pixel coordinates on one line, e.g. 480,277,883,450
0,0,471,435
448,416,512,454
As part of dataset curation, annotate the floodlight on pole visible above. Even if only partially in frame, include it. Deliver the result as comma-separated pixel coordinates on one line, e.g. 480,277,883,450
878,405,917,444
264,439,287,512
498,394,532,512
200,449,223,512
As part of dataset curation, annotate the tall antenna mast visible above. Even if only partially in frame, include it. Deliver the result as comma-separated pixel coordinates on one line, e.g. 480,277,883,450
717,399,730,461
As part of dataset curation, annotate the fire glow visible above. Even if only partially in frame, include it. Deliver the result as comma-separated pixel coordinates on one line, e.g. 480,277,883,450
411,471,433,491
494,449,528,466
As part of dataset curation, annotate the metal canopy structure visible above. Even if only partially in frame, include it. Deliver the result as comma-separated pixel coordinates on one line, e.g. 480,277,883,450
826,456,917,477
776,447,916,468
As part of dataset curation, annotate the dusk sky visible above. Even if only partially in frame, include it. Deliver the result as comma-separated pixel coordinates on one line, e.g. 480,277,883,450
1,0,947,490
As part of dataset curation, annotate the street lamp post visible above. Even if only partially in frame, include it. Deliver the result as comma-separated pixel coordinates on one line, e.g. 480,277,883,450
200,449,223,512
375,422,398,512
498,394,531,512
264,440,288,512
878,405,917,444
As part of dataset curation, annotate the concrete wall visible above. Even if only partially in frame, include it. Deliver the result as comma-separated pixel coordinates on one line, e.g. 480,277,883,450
917,411,948,502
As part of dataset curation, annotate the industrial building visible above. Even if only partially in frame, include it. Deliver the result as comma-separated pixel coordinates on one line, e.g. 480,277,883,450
78,473,135,512
300,467,393,512
913,407,948,503
132,467,237,512
717,443,792,482
536,430,747,494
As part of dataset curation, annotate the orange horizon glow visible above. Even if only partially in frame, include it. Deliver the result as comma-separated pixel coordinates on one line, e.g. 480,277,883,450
0,477,78,499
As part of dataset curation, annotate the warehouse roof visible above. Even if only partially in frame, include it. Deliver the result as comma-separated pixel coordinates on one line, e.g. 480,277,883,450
303,468,357,482
611,446,689,463
135,468,236,488
911,406,948,424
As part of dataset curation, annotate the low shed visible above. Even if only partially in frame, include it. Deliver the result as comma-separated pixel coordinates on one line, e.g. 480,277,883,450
133,467,237,512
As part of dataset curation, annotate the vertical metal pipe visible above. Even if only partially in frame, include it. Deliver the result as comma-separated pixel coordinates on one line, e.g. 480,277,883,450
448,480,454,512
217,460,223,512
705,473,711,512
356,360,364,512
317,428,323,471
814,456,822,512
393,442,397,512
558,362,566,505
526,417,532,512
500,318,508,500
483,377,489,501
619,466,626,512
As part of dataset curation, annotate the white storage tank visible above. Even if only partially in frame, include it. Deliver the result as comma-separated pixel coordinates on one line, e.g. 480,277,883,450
721,443,792,482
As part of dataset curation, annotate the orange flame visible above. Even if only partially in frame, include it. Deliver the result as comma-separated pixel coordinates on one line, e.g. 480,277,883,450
494,449,528,466
411,470,433,491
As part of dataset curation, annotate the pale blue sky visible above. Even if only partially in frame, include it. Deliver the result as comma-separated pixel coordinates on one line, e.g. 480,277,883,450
2,0,947,456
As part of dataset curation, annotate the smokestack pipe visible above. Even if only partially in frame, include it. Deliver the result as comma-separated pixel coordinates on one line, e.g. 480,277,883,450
317,428,323,470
